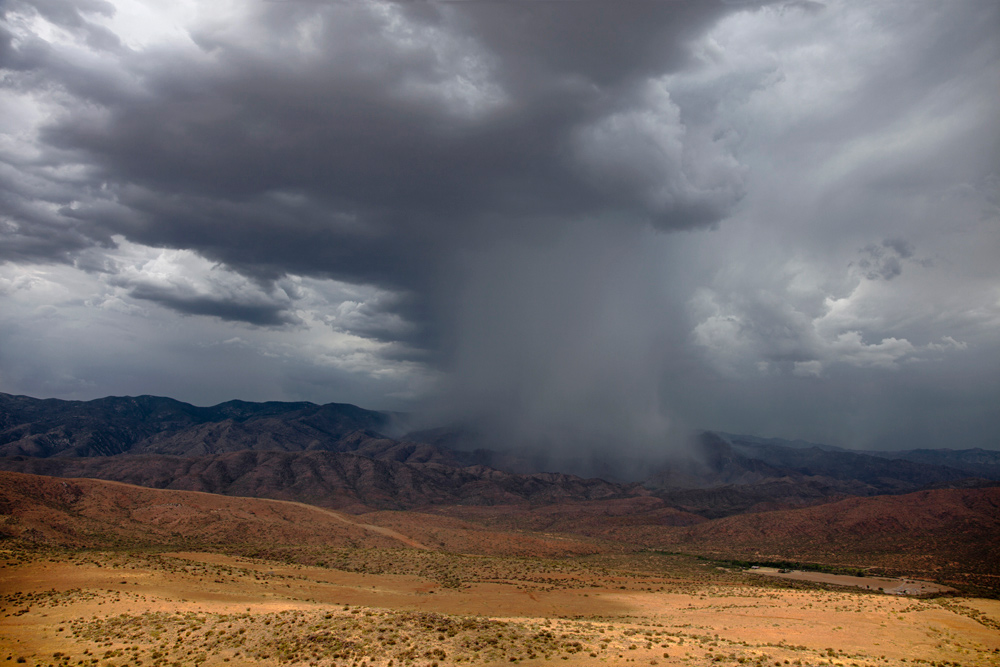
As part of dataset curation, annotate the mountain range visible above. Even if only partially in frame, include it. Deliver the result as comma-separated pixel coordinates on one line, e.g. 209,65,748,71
3,392,999,594
1,392,997,519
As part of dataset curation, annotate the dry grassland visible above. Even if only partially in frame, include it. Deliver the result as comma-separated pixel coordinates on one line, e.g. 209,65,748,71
2,544,998,667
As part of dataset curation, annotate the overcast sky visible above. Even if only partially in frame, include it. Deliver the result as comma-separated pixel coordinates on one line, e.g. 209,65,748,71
1,0,998,452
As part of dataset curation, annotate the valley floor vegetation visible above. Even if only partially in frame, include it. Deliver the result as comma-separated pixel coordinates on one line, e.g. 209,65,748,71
2,542,999,667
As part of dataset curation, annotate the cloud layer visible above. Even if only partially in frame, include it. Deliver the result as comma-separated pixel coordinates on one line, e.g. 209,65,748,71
1,0,998,452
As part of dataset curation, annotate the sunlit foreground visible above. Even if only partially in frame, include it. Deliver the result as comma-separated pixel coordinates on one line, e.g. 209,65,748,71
2,545,998,667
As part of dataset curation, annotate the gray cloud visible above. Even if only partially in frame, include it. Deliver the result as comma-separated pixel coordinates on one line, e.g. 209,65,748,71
857,239,915,281
3,0,742,264
117,282,299,327
1,0,999,453
0,0,750,355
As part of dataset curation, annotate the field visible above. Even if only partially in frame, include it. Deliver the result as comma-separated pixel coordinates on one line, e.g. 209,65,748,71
3,543,999,667
2,471,999,667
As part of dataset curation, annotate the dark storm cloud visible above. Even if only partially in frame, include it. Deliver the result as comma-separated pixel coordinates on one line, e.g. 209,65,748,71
444,0,728,90
0,0,757,457
2,0,998,453
114,280,300,327
2,0,745,299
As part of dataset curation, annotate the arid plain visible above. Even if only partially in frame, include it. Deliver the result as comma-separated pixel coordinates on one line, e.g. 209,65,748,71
2,472,999,667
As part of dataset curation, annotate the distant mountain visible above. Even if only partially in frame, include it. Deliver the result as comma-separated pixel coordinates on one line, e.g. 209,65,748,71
716,432,848,452
0,393,394,457
0,449,638,513
2,393,996,519
717,433,1000,481
644,432,981,494
645,432,791,489
403,425,686,482
866,448,1000,480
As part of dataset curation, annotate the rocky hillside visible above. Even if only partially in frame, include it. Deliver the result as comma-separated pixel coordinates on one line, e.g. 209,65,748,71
0,470,604,557
0,470,402,549
1,393,995,519
0,450,638,513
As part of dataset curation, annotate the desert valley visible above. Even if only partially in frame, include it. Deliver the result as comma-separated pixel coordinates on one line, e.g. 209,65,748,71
5,0,1000,664
1,394,999,667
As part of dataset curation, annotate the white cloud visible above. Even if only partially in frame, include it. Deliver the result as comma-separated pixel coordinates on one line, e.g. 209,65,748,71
0,241,430,405
691,262,973,378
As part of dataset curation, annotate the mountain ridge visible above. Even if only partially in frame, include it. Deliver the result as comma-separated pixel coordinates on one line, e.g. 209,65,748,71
0,392,395,458
2,392,996,519
0,449,640,513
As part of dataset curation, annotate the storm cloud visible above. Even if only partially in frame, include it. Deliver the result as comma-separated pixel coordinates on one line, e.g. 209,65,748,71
1,0,998,453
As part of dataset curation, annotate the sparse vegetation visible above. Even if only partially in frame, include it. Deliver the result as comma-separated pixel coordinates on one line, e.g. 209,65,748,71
1,470,998,666
2,541,998,667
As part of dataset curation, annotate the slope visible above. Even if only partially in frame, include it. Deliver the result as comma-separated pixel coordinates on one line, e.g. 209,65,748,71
0,450,637,512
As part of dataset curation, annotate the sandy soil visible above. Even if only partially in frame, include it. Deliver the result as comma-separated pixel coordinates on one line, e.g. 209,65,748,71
2,546,998,667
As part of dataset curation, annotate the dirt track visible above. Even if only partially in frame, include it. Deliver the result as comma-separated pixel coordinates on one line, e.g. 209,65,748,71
284,500,433,550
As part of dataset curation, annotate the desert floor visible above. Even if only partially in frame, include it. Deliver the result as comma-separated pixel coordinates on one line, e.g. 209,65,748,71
2,545,998,667
748,569,956,595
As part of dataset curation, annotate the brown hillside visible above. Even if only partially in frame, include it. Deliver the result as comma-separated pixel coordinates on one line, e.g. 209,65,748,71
359,510,604,557
671,486,1000,564
428,495,709,533
421,487,1000,593
0,470,407,549
597,486,1000,592
0,451,636,513
0,470,604,557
